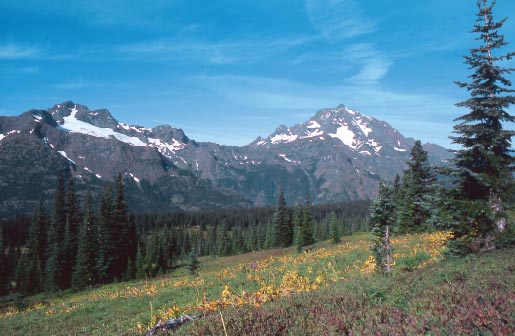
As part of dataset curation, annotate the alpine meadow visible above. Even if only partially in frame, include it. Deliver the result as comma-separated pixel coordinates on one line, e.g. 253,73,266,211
1,0,515,335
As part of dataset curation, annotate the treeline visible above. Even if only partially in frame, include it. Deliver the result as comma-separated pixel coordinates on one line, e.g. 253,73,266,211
132,194,370,279
0,176,369,296
0,174,138,296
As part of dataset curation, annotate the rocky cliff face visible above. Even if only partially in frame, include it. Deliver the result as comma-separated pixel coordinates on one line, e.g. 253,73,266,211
0,102,451,216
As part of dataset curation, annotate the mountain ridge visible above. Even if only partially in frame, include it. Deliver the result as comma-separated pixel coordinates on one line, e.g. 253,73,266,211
0,102,451,216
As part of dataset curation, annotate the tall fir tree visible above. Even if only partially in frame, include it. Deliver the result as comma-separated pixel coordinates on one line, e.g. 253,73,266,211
329,213,341,244
23,201,48,293
45,174,67,292
217,221,231,256
0,227,6,295
63,178,81,289
302,196,315,246
96,183,113,284
272,184,291,247
14,253,29,294
397,141,436,233
135,243,146,279
449,0,515,253
110,174,138,280
186,249,200,276
293,203,303,247
370,184,396,274
72,193,97,291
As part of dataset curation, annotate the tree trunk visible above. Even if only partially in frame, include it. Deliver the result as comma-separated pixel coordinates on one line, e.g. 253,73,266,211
490,191,506,233
385,225,391,273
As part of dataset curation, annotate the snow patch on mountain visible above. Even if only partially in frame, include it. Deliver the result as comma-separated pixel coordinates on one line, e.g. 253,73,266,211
270,132,298,144
61,106,146,146
329,125,355,148
278,153,292,162
57,151,76,165
129,173,140,183
306,120,321,129
355,117,372,137
147,137,185,157
118,123,150,133
366,139,382,153
301,128,324,139
0,130,21,143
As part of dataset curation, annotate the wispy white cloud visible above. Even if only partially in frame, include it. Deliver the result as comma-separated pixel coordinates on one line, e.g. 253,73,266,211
344,43,392,85
116,35,315,64
53,78,99,90
0,43,42,59
191,75,336,111
1,0,178,28
187,74,458,147
305,0,376,40
294,43,392,85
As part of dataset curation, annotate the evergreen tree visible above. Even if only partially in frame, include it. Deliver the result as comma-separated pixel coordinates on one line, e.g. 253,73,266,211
124,258,135,280
216,222,231,256
302,196,315,246
329,213,341,244
72,193,97,291
24,201,48,293
14,253,29,294
0,227,6,295
135,244,146,279
186,249,200,276
370,184,396,274
96,183,113,284
45,174,67,292
272,184,291,247
232,225,244,254
63,178,81,288
449,0,515,253
397,141,436,233
206,225,217,255
156,234,168,272
293,203,303,247
264,221,273,250
246,224,257,252
393,174,401,194
111,174,138,279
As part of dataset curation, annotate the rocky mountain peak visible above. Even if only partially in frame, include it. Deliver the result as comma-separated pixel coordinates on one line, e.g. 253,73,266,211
253,104,409,156
48,102,119,129
151,125,190,144
21,109,58,127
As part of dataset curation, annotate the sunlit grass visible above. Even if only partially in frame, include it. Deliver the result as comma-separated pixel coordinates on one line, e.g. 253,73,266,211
0,232,452,335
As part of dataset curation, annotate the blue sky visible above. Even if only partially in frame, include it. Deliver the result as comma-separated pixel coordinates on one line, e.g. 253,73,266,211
1,0,515,147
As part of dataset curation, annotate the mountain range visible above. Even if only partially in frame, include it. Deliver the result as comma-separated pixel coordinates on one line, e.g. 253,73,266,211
0,101,451,216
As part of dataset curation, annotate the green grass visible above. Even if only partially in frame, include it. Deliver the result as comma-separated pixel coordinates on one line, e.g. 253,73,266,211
1,232,513,335
180,248,515,335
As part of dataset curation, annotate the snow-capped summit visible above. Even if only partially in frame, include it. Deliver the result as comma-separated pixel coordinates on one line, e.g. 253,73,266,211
252,104,409,156
43,102,191,155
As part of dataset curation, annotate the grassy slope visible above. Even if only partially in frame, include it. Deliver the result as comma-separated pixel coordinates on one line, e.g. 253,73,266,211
181,248,515,335
1,232,514,335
